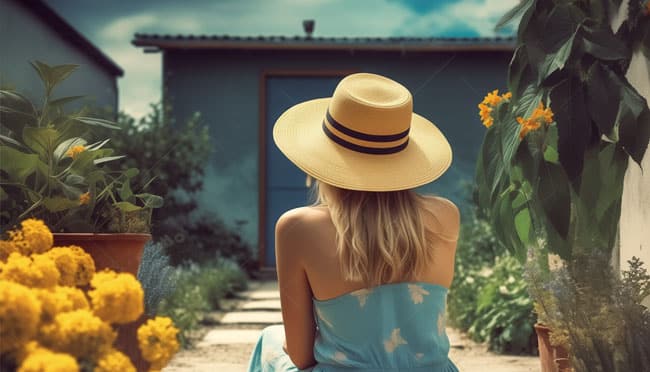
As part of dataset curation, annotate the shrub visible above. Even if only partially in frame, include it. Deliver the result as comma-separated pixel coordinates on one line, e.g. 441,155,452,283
157,258,248,347
448,211,536,354
137,241,176,317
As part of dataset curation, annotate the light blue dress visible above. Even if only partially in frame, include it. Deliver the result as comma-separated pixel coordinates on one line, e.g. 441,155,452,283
247,282,459,372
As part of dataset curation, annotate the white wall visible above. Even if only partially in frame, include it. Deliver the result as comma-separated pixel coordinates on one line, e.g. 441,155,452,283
0,0,118,112
612,1,650,307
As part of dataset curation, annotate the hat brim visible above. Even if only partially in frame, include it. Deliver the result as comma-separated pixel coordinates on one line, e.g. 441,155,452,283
273,98,452,191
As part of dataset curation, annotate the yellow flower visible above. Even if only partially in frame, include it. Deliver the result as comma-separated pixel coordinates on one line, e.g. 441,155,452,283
516,101,554,140
79,192,91,205
0,280,42,353
0,240,18,261
137,316,180,370
8,219,53,255
1,252,60,288
89,270,144,324
39,309,116,359
33,287,89,324
478,89,513,128
65,145,86,160
18,347,79,372
44,246,95,287
95,348,136,372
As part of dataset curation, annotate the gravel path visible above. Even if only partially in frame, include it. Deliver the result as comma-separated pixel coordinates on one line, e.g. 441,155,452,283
163,282,541,372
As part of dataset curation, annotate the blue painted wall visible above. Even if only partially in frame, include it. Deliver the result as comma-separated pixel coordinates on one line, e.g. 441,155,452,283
162,48,512,264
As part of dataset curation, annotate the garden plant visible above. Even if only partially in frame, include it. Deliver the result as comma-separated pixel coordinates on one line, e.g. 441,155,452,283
0,61,163,234
476,0,650,370
0,218,180,371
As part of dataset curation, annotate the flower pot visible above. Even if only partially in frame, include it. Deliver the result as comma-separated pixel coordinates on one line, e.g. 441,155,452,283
534,323,572,372
52,233,150,276
53,233,152,370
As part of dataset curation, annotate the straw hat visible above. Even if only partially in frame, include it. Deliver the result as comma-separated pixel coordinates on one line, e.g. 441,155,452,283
273,73,452,191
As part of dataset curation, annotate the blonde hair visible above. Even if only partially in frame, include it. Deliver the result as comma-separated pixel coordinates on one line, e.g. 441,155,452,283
311,178,437,287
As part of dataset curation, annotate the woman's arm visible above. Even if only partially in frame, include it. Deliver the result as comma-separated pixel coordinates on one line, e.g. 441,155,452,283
275,209,317,370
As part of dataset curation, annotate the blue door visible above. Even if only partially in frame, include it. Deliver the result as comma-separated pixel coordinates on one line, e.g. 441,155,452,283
264,75,343,267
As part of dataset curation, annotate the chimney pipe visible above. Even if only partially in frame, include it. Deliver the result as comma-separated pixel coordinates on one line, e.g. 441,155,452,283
303,19,315,38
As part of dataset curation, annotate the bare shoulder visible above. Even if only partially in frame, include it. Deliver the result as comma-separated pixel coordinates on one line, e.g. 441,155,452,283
420,195,461,242
275,206,328,240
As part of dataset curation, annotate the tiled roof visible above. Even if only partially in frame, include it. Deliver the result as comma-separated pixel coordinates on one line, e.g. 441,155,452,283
132,33,516,52
16,0,123,77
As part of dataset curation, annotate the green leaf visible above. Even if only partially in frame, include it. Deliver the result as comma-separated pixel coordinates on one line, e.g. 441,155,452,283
543,126,559,164
85,138,111,151
537,161,571,240
49,95,85,107
538,27,579,84
135,193,164,208
64,174,85,186
507,46,535,102
0,145,41,182
22,127,60,155
618,85,650,166
0,105,38,135
113,201,141,212
581,25,630,61
495,0,534,31
119,179,133,202
549,76,592,184
93,155,125,165
124,168,139,178
42,196,80,212
73,117,120,130
0,134,25,149
30,61,80,94
585,63,621,139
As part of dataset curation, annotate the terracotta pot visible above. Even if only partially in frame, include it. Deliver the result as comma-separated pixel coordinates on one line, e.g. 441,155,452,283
52,233,150,275
534,323,572,372
52,233,151,370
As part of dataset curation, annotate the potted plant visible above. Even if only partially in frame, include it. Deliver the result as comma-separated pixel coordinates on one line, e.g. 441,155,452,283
0,61,163,275
476,0,650,370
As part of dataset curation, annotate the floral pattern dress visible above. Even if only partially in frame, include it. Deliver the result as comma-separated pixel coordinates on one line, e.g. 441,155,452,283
247,282,459,372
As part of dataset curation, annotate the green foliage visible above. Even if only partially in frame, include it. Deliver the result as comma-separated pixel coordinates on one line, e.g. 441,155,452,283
0,61,162,233
448,211,536,354
476,1,650,262
96,103,255,271
157,258,248,347
137,241,176,317
526,253,650,371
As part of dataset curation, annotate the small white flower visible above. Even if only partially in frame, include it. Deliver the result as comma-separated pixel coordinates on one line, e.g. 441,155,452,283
408,284,430,304
507,275,516,284
437,313,446,336
384,328,407,353
351,288,372,307
315,307,334,328
465,276,475,284
499,285,509,295
478,267,493,277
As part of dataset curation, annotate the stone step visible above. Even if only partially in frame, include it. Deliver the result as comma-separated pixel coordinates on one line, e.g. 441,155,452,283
220,311,283,325
236,290,280,301
198,329,262,346
240,299,281,311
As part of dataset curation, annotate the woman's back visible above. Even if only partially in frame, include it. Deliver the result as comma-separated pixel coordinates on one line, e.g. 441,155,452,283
294,195,459,302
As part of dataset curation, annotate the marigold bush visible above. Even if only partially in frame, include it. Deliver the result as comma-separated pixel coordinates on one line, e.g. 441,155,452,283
0,219,179,372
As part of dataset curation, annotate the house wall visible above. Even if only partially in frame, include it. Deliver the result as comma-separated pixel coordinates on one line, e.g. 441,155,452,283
0,0,118,112
612,1,650,308
162,48,511,249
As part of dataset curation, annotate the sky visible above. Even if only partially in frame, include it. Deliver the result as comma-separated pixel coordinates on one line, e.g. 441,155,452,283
44,0,518,118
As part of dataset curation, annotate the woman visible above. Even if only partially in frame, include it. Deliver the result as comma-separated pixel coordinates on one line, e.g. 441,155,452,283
248,73,460,372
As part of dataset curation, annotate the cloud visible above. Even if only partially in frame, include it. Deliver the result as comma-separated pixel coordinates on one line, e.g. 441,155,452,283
392,0,519,36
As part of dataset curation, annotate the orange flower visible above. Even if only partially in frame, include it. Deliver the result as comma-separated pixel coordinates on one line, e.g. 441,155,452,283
516,101,554,139
65,145,86,160
478,90,513,128
79,192,91,205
